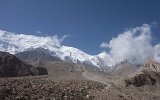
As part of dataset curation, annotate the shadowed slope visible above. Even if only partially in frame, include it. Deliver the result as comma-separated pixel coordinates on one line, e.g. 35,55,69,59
0,51,48,77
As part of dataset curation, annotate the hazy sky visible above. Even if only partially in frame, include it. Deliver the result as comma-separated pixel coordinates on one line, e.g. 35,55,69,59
0,0,160,54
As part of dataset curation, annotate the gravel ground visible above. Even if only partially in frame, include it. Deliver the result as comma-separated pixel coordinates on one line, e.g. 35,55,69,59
0,77,106,100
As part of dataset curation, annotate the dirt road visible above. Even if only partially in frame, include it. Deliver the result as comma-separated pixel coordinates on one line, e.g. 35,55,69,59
82,69,111,90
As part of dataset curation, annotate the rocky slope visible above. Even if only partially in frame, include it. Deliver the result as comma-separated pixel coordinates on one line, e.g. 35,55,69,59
111,60,139,77
125,71,160,87
0,77,106,100
15,47,61,65
0,51,48,77
125,60,160,87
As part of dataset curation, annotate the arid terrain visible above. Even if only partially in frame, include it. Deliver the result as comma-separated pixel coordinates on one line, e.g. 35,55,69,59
1,51,160,100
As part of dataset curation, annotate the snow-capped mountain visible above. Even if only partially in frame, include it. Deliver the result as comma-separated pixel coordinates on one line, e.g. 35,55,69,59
58,46,102,68
1,29,160,72
0,30,111,71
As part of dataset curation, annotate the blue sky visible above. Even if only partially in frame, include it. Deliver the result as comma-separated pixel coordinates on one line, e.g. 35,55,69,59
0,0,160,54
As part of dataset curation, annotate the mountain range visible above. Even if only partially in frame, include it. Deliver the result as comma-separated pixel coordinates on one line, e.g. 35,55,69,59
0,30,115,71
1,30,160,73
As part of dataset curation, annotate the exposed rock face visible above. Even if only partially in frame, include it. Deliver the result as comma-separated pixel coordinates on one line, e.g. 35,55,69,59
143,60,160,72
0,51,48,77
15,47,61,63
125,71,160,87
125,60,160,87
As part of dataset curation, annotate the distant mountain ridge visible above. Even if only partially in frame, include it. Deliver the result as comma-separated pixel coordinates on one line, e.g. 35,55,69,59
14,47,110,71
15,47,142,74
1,30,159,72
15,47,61,62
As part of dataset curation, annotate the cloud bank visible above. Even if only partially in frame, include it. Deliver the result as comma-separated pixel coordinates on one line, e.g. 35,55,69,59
100,24,160,65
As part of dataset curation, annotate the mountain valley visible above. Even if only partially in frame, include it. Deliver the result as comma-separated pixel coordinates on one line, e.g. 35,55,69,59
0,49,160,100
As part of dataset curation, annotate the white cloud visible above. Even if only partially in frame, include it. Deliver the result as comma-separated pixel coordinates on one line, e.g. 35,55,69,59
60,35,70,43
100,24,160,65
0,30,66,54
154,44,160,63
100,42,108,48
36,31,42,34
